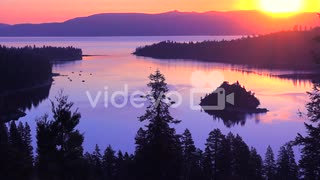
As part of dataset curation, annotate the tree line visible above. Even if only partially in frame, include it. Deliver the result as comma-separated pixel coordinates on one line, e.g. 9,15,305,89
134,30,320,69
0,71,319,180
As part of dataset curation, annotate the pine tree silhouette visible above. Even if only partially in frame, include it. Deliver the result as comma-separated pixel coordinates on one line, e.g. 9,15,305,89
135,70,183,180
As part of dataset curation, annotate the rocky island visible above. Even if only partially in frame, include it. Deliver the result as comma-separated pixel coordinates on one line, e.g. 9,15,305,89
200,81,268,127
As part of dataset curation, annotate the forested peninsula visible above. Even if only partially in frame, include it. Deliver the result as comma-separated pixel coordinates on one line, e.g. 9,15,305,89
134,30,320,69
0,45,82,93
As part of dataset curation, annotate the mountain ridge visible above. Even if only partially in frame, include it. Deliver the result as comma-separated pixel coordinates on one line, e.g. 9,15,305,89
0,23,9,28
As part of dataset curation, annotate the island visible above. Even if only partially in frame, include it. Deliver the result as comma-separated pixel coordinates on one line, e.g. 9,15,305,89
200,81,268,127
133,30,320,70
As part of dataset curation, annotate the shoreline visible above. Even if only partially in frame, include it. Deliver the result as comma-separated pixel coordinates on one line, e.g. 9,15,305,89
134,31,320,71
137,55,320,72
0,79,53,97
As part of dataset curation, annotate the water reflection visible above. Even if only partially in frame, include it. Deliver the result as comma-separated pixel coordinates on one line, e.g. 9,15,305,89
0,36,316,156
0,83,51,122
201,110,265,128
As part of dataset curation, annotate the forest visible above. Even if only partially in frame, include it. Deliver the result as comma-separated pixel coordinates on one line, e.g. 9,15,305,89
0,70,319,180
134,30,320,69
0,45,82,93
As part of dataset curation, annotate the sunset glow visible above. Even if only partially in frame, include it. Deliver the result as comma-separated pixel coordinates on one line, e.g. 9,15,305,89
2,0,320,176
260,0,302,15
0,0,319,24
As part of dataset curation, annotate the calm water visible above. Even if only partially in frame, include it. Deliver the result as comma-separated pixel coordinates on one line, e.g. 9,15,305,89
0,36,313,157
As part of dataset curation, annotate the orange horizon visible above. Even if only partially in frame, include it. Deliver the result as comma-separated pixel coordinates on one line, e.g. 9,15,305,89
0,0,319,24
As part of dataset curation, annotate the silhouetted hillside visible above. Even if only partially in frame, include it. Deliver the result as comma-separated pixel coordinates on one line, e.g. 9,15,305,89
134,30,320,69
0,11,318,36
0,45,82,93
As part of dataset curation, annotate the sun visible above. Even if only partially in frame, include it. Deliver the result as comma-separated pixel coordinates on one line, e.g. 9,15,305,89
260,0,302,14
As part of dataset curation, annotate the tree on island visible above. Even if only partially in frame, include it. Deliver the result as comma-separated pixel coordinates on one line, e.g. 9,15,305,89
201,81,261,111
200,81,267,127
135,70,183,180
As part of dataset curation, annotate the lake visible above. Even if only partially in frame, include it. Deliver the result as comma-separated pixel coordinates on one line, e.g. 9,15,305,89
0,36,313,157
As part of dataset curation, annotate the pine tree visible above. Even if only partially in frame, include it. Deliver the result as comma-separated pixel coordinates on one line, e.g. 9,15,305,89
231,134,251,179
135,70,183,180
121,152,133,180
92,144,103,179
203,129,228,180
103,145,116,180
286,145,299,180
5,121,33,179
92,144,103,168
19,122,34,179
264,145,276,180
276,145,299,180
294,83,320,179
36,93,84,180
226,132,235,178
117,150,124,161
248,147,263,180
181,129,196,162
51,93,84,179
305,83,320,123
8,121,25,179
0,123,9,179
9,121,23,149
135,128,147,156
115,150,129,180
124,152,131,161
36,115,58,180
83,152,94,179
22,122,33,167
276,145,290,180
295,123,320,179
181,129,202,180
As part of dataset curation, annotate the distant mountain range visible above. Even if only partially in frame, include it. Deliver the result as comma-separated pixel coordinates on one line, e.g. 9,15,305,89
0,11,319,36
0,23,9,29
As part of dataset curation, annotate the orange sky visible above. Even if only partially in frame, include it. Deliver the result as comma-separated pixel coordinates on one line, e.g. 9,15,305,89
0,0,319,24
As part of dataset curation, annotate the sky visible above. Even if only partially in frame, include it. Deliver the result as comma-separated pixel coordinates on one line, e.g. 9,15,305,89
0,0,319,24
